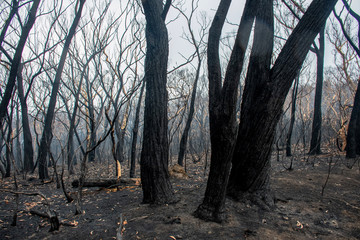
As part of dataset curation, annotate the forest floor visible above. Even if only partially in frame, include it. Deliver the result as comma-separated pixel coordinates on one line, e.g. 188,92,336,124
0,151,360,240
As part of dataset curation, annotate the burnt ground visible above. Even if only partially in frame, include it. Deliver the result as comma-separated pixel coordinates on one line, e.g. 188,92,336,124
0,152,360,240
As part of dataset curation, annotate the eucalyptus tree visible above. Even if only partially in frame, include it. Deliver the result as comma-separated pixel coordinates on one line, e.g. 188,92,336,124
173,0,208,167
38,0,86,180
140,0,177,204
0,0,40,134
99,0,145,178
195,0,338,222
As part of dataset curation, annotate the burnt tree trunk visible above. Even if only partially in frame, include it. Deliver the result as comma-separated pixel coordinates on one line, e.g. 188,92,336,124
346,80,360,158
177,9,203,167
286,72,300,157
38,0,85,179
140,0,176,204
5,112,13,178
130,81,145,178
227,0,274,204
17,63,34,172
194,0,255,222
309,27,325,155
0,0,18,47
227,0,337,204
85,75,97,163
0,0,39,129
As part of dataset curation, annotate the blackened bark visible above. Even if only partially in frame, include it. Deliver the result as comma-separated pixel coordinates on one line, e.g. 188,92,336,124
0,0,40,129
67,83,82,174
140,0,176,204
38,0,85,179
116,99,131,166
177,61,201,167
0,0,18,47
194,0,255,222
227,0,274,203
286,72,300,157
87,91,96,163
334,0,360,158
130,81,145,178
309,27,325,155
227,0,337,203
17,63,34,172
5,117,13,178
346,80,360,158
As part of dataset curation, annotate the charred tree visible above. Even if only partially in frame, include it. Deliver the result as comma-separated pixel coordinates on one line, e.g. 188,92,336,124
309,26,325,155
194,0,255,222
140,0,176,204
346,81,360,158
17,63,34,172
286,71,300,157
227,0,337,205
333,0,360,158
0,0,40,129
38,0,86,179
130,81,145,178
177,0,204,167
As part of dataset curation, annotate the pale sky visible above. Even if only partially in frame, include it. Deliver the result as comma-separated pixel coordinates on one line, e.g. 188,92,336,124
166,0,360,71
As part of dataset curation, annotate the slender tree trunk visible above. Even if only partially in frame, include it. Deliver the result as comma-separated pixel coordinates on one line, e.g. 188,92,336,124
17,63,34,172
227,0,337,204
140,0,176,204
0,0,18,47
115,98,132,176
15,105,22,169
130,81,145,178
87,98,96,162
0,0,40,129
177,61,201,167
5,119,13,178
286,72,300,156
38,0,85,179
194,0,255,223
309,27,325,155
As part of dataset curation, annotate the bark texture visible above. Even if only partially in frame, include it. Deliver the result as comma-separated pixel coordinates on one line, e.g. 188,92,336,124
194,0,255,222
140,0,176,204
227,0,337,203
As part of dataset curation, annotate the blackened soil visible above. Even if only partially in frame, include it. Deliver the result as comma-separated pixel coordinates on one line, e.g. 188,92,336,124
1,153,359,239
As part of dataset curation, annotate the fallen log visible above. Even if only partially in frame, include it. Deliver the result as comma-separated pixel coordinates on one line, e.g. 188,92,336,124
71,178,141,188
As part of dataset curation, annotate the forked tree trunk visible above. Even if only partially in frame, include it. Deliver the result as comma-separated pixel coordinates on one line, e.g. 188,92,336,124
194,0,255,222
140,0,176,204
227,0,337,204
17,63,34,172
227,0,274,204
309,27,325,155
